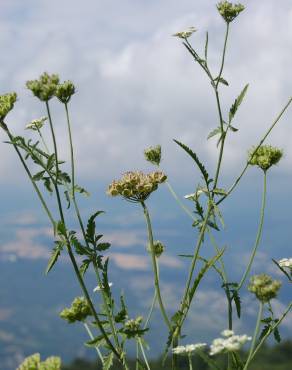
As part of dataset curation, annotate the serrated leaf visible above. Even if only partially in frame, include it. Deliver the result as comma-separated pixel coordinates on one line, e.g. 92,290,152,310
46,241,64,274
47,154,56,170
258,325,270,342
79,259,91,276
174,139,210,185
114,295,128,323
43,177,53,193
229,84,249,122
56,221,67,237
86,211,104,244
207,127,222,140
97,242,111,252
32,170,46,181
274,327,281,343
102,352,114,370
86,333,111,347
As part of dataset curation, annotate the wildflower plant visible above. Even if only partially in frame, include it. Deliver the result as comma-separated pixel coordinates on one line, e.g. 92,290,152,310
4,2,291,370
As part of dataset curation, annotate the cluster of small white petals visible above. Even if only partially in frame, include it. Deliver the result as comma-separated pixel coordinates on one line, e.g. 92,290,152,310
26,116,47,130
278,258,292,269
210,331,251,356
173,27,197,39
172,343,206,355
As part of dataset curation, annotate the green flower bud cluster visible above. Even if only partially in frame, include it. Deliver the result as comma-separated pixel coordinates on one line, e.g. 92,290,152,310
173,27,197,39
0,92,17,122
17,353,61,370
60,296,92,323
26,116,47,131
248,145,283,171
107,171,167,202
248,274,281,303
147,240,165,257
55,81,75,104
123,316,144,338
144,145,162,166
26,72,60,101
217,1,245,23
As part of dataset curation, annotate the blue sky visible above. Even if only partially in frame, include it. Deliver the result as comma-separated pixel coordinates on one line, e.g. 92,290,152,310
0,0,292,368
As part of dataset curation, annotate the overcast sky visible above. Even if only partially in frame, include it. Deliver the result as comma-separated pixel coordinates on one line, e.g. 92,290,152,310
1,0,292,187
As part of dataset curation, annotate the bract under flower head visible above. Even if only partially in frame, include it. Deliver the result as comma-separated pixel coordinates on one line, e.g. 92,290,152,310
107,171,167,202
0,92,17,122
248,274,281,303
172,343,207,355
26,116,48,131
173,26,197,39
217,1,245,23
59,296,92,323
55,81,75,104
144,145,162,166
26,72,60,101
248,145,283,171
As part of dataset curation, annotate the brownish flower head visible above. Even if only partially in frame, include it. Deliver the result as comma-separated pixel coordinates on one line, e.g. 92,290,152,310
107,171,167,202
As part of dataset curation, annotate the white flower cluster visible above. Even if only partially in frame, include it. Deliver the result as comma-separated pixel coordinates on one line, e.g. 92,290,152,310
278,258,292,269
173,27,197,39
26,116,47,130
93,282,113,292
210,330,251,356
172,343,206,355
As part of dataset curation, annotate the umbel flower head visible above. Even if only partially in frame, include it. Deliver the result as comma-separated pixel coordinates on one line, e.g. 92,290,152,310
248,274,281,303
0,92,17,122
55,81,75,104
248,145,283,172
26,116,47,131
16,353,61,370
147,240,165,257
217,1,245,23
26,72,60,101
173,26,197,39
210,330,251,356
144,145,162,166
107,171,167,202
60,296,92,323
172,343,207,355
122,316,148,339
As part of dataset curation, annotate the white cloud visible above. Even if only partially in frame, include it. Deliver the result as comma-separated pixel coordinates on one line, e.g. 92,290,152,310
0,0,292,189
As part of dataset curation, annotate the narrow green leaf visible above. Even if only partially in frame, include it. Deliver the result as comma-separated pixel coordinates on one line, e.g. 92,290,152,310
229,84,249,122
174,139,210,185
79,259,91,276
214,76,229,86
97,242,111,252
233,290,241,318
207,127,221,140
46,241,64,274
32,170,46,181
73,184,90,197
64,190,70,209
204,31,209,61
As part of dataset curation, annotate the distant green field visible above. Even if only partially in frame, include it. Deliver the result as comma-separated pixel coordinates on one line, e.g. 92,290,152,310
63,340,292,370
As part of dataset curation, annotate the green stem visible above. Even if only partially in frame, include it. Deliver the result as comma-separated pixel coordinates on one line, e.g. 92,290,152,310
64,103,124,360
213,23,230,189
144,291,157,329
141,202,171,330
237,172,267,291
138,338,151,370
188,354,193,370
217,97,292,206
37,127,50,153
250,302,292,362
243,302,264,370
2,125,55,227
136,341,139,370
84,322,104,365
165,181,195,220
45,102,120,361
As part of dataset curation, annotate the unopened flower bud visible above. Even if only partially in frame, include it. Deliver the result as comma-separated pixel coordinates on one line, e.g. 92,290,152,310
248,274,281,302
144,145,162,166
26,72,60,101
217,1,245,23
0,92,17,122
60,296,92,323
55,81,75,104
147,240,165,257
248,145,283,172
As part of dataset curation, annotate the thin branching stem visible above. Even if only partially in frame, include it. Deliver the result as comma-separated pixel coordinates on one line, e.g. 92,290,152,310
141,201,171,330
237,172,267,291
84,322,104,365
243,302,264,370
